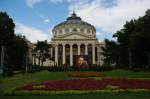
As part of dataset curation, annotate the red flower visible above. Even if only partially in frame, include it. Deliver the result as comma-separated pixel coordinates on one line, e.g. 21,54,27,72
18,78,150,91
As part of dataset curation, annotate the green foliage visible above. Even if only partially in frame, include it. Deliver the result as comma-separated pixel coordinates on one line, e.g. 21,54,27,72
0,12,15,45
0,12,29,75
102,9,150,69
27,65,41,73
1,93,150,99
33,40,50,66
46,65,113,72
101,63,114,71
101,39,119,65
7,35,28,70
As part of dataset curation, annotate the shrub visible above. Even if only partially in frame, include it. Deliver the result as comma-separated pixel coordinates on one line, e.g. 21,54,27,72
100,63,114,71
2,67,14,77
68,72,104,77
27,65,41,73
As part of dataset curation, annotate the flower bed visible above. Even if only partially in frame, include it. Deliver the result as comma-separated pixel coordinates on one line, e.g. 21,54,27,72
68,72,104,77
17,78,150,92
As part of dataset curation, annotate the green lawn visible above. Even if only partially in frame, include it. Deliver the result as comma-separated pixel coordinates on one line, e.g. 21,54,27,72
0,69,150,99
104,69,150,79
1,93,150,99
0,71,69,93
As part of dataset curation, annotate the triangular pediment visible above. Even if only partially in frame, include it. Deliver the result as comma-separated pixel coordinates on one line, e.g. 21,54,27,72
55,33,93,40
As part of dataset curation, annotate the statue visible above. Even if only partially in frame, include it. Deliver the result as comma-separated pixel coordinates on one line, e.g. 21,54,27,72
77,56,88,68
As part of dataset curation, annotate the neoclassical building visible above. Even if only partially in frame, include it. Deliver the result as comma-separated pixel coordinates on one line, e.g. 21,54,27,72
32,12,104,66
47,12,104,66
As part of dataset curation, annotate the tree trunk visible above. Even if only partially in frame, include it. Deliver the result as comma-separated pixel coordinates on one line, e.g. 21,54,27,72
38,58,40,66
33,55,36,65
25,51,28,72
41,61,43,67
148,53,150,68
0,45,4,74
129,48,132,69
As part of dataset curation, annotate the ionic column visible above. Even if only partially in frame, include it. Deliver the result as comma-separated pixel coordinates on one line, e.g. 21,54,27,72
32,55,36,65
70,44,73,66
92,44,95,64
77,44,81,55
55,44,58,65
62,44,66,64
85,44,88,55
32,55,34,65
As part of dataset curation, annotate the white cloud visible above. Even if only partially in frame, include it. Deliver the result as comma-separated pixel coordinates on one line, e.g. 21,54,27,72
44,19,50,23
26,0,42,8
49,0,64,3
15,22,49,42
68,0,150,39
48,27,54,39
24,0,150,41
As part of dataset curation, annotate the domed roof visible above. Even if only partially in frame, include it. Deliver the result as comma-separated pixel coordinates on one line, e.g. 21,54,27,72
53,12,95,29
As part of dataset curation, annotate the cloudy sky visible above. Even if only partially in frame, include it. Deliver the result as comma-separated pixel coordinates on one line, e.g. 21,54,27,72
0,0,150,42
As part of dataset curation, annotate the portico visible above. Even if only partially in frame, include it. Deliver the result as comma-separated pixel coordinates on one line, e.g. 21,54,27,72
53,42,96,66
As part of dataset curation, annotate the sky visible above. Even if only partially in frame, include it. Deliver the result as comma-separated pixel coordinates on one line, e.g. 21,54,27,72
0,0,150,43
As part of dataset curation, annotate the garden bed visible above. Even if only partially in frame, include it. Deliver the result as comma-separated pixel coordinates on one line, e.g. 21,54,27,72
12,78,150,95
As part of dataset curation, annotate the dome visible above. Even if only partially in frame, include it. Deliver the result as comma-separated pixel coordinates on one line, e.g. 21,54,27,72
52,12,96,37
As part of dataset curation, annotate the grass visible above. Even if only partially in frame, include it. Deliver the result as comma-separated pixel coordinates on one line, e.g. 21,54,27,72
0,92,150,99
104,69,150,79
0,71,69,93
0,69,150,99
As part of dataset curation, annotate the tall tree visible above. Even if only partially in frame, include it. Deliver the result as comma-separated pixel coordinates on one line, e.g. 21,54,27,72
34,40,50,66
0,12,15,74
101,39,119,66
103,9,150,69
0,12,29,75
7,35,28,70
113,19,136,67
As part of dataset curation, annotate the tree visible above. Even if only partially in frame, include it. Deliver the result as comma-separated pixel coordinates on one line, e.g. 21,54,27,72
0,12,15,45
7,35,28,70
113,20,136,67
0,12,29,75
0,12,15,74
34,40,50,66
101,39,119,66
103,9,150,69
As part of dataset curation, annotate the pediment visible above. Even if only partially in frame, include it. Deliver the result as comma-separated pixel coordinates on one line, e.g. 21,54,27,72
55,33,93,40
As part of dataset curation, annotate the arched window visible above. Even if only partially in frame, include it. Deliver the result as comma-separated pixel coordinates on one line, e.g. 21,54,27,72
55,30,57,34
55,32,57,36
59,30,62,34
65,28,69,33
92,31,94,35
73,28,77,32
87,29,90,34
80,28,84,32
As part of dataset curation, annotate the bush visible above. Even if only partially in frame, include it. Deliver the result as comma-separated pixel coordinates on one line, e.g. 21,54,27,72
22,63,114,72
46,64,114,72
2,66,14,77
27,65,41,73
100,63,114,71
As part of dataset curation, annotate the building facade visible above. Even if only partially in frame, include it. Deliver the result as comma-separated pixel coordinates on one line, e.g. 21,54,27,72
48,12,104,66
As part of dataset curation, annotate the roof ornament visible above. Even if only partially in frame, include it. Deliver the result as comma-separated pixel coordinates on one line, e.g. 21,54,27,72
73,10,75,14
72,10,77,17
66,10,81,21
